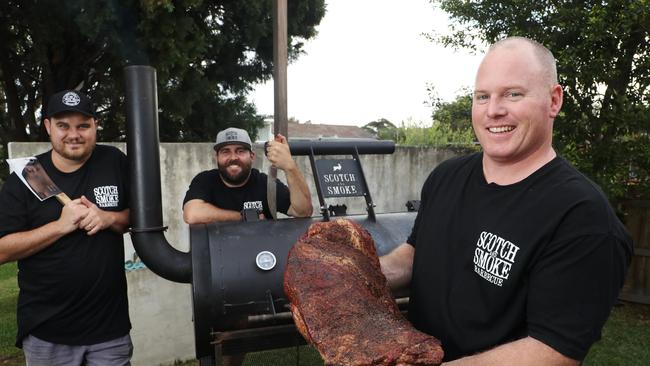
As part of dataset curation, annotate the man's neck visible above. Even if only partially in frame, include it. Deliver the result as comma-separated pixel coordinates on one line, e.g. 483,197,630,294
482,148,557,186
50,151,90,173
219,174,251,188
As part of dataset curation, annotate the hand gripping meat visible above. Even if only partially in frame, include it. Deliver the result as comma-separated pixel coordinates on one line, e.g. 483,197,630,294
284,219,444,366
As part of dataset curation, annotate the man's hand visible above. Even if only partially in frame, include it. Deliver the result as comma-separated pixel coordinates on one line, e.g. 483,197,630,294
57,198,90,234
266,134,297,172
0,198,91,263
79,195,112,235
265,133,314,218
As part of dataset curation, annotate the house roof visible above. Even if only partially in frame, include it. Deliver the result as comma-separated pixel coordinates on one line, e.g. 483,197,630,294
288,121,376,139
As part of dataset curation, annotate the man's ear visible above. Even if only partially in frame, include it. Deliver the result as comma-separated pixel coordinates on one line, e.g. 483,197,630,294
549,84,563,118
250,150,256,160
44,118,52,136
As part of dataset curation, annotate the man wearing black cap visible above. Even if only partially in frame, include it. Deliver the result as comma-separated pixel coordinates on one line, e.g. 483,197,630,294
0,90,132,365
183,127,313,223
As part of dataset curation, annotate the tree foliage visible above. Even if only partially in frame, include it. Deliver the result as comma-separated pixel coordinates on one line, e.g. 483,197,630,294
367,116,476,147
362,118,397,139
430,89,473,134
433,0,650,200
362,94,477,146
394,119,476,147
0,0,325,182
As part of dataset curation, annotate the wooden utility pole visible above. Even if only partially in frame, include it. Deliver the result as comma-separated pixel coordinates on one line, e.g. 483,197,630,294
268,0,288,220
273,0,288,137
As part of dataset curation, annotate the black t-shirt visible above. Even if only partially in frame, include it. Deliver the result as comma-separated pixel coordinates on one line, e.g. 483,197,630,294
407,152,633,361
0,145,131,347
183,168,291,219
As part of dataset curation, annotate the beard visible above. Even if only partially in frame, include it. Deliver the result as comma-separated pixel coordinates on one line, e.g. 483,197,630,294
52,138,95,162
218,159,252,186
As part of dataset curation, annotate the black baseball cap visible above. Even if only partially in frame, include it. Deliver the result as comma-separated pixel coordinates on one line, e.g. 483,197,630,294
45,90,97,119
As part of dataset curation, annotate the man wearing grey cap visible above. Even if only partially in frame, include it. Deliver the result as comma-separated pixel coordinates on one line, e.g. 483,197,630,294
183,127,313,224
0,90,132,364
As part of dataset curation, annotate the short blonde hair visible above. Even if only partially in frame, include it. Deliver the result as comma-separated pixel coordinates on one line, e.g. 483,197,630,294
489,36,558,86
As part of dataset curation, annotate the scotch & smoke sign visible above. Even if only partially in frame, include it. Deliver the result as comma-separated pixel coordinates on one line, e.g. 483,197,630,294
315,159,366,198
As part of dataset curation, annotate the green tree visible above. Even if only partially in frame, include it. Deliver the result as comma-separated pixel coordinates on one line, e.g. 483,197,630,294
433,0,650,200
362,118,398,140
386,118,476,147
0,0,325,182
429,88,473,133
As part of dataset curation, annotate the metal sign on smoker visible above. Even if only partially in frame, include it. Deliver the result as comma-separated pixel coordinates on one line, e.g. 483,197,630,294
316,159,364,198
310,149,376,221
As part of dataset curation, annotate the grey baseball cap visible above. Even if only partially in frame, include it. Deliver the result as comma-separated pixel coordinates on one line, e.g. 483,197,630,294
214,127,252,151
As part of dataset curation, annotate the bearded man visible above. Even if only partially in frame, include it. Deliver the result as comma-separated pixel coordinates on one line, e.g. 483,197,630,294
183,127,312,223
183,127,311,366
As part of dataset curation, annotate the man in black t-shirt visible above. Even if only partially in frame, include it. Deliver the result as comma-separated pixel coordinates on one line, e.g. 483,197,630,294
183,127,313,223
380,37,633,365
0,90,132,365
183,127,312,366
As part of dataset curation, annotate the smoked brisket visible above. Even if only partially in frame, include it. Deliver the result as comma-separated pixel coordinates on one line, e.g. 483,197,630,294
284,219,443,366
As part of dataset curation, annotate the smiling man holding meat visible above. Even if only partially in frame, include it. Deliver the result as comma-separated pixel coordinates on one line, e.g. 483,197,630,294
381,37,633,365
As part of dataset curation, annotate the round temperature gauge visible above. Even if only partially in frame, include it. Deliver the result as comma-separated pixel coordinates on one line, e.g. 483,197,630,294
255,251,277,271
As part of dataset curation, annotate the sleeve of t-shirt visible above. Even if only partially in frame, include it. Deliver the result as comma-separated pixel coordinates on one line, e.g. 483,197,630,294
406,170,435,247
118,149,130,210
105,147,129,211
526,232,632,360
275,179,291,215
0,173,31,239
183,172,212,205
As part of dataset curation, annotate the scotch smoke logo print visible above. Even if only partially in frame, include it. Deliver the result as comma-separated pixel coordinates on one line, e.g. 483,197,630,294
225,131,238,141
473,231,520,287
62,92,81,106
243,201,263,210
94,185,119,208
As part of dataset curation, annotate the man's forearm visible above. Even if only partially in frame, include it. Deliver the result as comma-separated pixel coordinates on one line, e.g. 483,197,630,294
444,337,579,366
0,221,68,264
379,243,414,291
106,209,130,233
183,200,241,224
284,164,313,217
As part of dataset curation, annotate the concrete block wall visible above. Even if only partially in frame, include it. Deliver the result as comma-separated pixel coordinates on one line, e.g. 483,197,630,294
7,142,463,365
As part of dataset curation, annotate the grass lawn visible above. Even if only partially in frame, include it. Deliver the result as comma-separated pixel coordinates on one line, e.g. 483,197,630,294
583,301,650,365
0,262,23,365
1,261,648,365
173,304,650,366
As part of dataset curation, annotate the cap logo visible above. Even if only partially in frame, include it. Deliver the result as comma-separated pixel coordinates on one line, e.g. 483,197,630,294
61,92,81,106
225,131,238,141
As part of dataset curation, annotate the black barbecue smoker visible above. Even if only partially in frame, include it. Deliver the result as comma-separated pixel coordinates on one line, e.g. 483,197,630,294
125,65,416,365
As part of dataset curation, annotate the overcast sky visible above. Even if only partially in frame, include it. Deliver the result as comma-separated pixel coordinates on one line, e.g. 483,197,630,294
250,0,485,127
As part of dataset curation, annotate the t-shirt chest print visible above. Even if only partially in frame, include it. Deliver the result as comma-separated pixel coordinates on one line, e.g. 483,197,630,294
243,200,263,211
93,185,119,208
473,231,521,287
